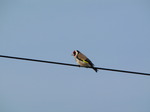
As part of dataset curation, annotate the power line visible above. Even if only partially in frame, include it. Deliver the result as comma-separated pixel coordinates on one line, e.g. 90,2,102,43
0,55,149,76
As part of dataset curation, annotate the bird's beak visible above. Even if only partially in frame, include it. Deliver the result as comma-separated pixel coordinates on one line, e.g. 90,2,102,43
71,54,74,56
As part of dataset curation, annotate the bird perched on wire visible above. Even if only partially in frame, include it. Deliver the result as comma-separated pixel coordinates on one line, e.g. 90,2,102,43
72,50,98,72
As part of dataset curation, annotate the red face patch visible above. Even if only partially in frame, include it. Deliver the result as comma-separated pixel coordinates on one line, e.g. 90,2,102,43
73,51,76,56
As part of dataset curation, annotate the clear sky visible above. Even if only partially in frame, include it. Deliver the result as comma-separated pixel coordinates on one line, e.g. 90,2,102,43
1,0,150,112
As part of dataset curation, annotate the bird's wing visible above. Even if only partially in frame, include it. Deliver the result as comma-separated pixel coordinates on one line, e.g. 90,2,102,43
85,58,94,66
77,52,88,60
77,52,94,66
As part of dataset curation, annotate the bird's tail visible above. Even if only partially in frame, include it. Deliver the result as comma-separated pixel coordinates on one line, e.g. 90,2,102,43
92,67,98,72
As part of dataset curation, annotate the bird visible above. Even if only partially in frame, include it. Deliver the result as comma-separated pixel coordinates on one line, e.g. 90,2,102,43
72,50,98,72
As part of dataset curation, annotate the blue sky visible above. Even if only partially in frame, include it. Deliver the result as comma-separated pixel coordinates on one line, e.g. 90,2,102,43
1,0,150,112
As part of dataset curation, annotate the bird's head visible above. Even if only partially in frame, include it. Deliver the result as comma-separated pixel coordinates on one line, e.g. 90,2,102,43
72,50,80,57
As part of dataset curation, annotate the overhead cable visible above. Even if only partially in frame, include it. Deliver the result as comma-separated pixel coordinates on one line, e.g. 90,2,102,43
0,55,149,76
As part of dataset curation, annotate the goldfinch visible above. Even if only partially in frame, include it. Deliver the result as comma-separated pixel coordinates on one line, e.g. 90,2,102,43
72,50,98,72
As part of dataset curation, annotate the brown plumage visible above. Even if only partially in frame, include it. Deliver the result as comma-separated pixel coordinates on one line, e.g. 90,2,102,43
72,50,98,72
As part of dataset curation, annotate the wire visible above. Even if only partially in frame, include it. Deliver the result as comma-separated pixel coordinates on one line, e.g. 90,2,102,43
0,55,149,76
